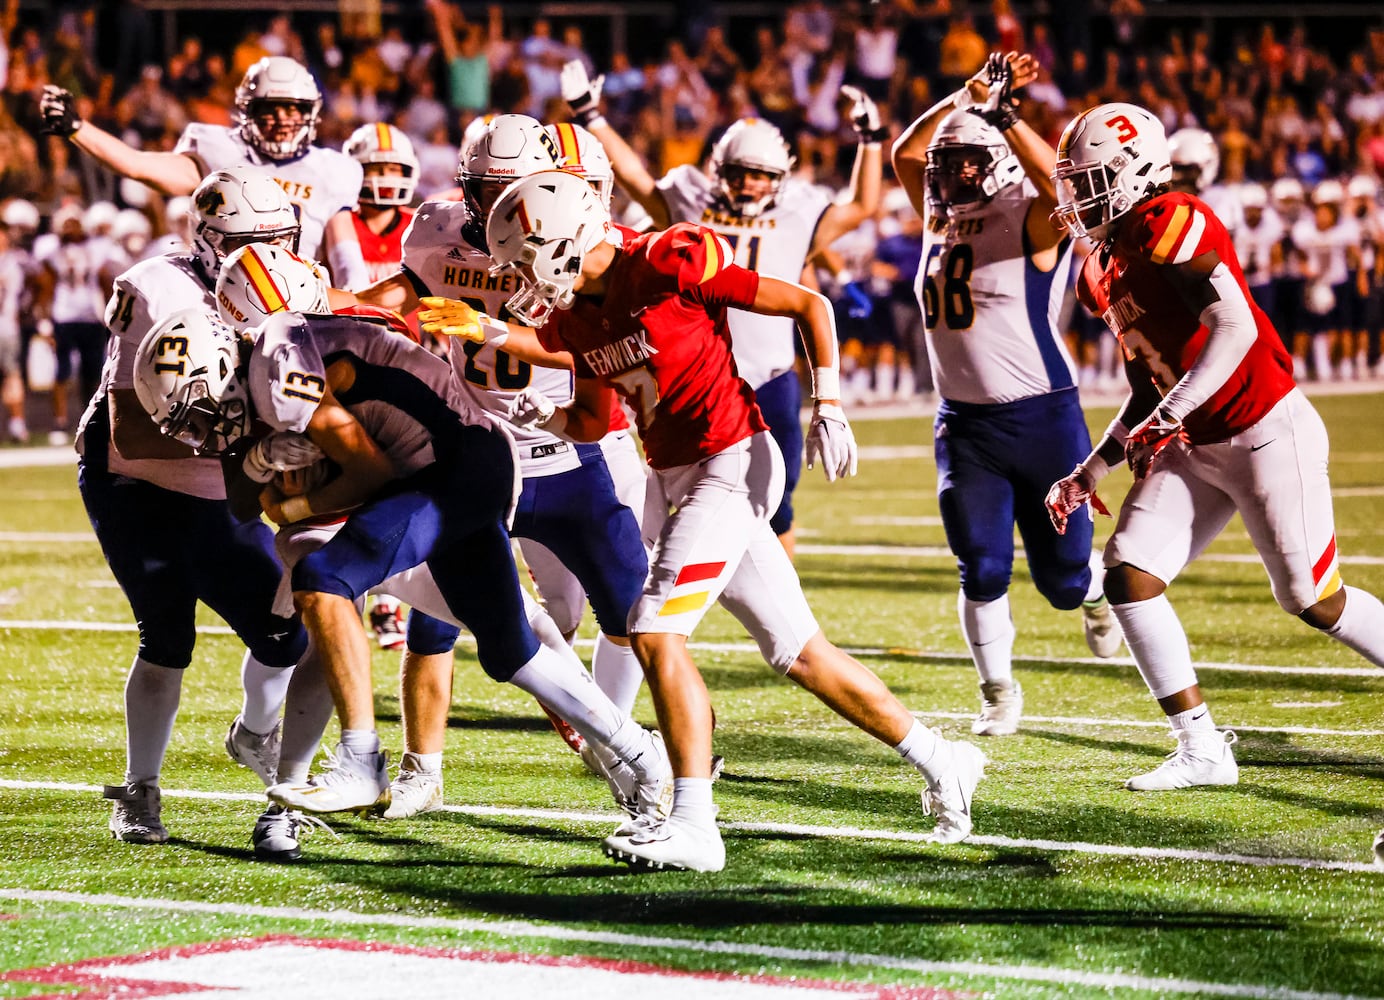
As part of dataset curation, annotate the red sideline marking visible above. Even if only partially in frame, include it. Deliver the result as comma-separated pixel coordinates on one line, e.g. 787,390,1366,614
1312,534,1338,584
675,561,726,586
0,936,969,999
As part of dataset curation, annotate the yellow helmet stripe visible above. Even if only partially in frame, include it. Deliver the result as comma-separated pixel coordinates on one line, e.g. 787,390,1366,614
239,246,289,314
553,122,581,168
375,122,393,152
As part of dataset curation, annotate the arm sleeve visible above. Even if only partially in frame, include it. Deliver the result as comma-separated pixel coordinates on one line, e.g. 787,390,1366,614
1157,262,1258,423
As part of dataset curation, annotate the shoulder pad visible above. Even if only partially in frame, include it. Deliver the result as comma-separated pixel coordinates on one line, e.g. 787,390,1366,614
647,223,735,289
1124,191,1219,266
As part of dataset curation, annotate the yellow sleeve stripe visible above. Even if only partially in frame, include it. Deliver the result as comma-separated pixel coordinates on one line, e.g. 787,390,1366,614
658,591,711,617
699,232,724,283
240,246,289,314
1150,204,1190,264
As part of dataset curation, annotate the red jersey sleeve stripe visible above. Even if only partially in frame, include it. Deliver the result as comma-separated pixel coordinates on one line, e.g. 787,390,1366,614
1149,204,1190,264
1170,207,1208,264
675,561,726,586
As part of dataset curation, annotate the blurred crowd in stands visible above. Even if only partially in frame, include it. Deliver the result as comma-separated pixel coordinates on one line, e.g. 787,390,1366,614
2,0,1384,444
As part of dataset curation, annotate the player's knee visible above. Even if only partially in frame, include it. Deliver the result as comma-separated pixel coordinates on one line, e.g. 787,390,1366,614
1104,563,1166,605
1296,587,1347,630
1032,568,1090,612
136,634,194,671
405,610,461,655
472,623,540,682
959,556,1012,603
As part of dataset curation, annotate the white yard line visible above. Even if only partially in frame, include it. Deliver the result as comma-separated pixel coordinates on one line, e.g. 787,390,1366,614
0,888,1377,1000
2,779,1380,877
911,711,1384,738
1,618,1382,680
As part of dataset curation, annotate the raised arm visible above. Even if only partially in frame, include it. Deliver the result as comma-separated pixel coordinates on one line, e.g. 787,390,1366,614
39,87,201,195
561,60,671,229
809,86,884,254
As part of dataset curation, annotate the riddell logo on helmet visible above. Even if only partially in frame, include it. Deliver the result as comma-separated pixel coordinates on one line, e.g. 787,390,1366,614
489,168,520,176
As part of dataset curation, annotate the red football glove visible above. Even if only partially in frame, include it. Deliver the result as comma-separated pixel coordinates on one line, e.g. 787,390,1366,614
1044,466,1111,535
1125,411,1183,480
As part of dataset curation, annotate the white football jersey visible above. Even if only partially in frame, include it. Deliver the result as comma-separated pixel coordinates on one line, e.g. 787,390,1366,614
0,248,30,340
36,238,106,324
1292,216,1359,288
917,180,1076,405
250,311,492,481
657,165,833,387
76,253,225,499
1201,184,1245,242
401,199,585,477
174,123,362,267
1235,208,1285,288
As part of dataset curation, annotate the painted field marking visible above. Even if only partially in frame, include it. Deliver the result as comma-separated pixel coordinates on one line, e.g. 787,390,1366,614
3,780,1380,876
911,711,1384,738
0,889,1378,1000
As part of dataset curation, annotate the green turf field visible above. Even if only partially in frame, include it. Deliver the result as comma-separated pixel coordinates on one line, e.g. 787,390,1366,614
0,391,1381,999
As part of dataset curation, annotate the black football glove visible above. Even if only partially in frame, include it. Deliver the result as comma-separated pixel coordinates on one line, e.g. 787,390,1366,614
976,53,1020,132
38,85,82,138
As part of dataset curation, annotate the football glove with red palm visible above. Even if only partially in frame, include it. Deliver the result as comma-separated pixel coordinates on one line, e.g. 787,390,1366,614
1125,410,1183,480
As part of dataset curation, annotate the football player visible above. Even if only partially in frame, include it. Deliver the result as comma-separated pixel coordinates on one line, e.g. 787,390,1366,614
1167,127,1244,239
132,294,673,843
891,52,1120,738
561,59,884,558
1046,102,1384,796
347,115,650,815
38,57,369,289
420,169,988,873
77,167,312,850
0,200,38,442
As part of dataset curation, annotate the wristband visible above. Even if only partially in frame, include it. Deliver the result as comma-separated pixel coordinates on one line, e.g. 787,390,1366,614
281,495,314,523
573,110,606,130
812,366,841,401
1076,453,1112,486
859,127,890,144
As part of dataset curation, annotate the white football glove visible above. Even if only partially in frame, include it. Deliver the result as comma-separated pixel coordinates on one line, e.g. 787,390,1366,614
509,386,557,429
561,60,604,126
805,402,858,482
243,431,326,483
840,84,886,143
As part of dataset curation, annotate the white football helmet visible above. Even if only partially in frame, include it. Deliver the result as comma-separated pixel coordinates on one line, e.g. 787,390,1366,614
456,113,562,226
134,309,251,454
215,243,330,330
487,169,611,326
1,199,39,233
707,118,794,217
83,200,120,236
1053,102,1172,242
235,56,323,162
925,109,1024,214
191,166,301,280
344,122,420,207
1237,183,1268,210
546,122,614,208
113,209,152,256
1312,179,1346,206
1168,127,1220,192
1348,175,1379,202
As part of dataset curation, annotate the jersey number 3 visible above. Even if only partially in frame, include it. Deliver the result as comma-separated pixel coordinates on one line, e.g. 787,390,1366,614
922,244,975,330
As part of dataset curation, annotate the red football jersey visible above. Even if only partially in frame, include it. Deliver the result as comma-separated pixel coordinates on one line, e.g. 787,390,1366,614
351,207,413,285
1078,191,1295,444
536,223,766,469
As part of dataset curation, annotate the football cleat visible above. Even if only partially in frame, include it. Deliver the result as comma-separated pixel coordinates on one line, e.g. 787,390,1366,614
598,730,674,836
920,740,987,844
971,680,1022,737
104,781,168,844
604,813,725,873
1082,597,1123,658
380,753,445,819
1125,729,1239,791
369,604,406,651
252,803,316,862
225,715,282,786
268,743,390,815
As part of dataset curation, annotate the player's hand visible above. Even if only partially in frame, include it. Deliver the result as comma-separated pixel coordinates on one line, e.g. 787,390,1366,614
561,60,605,126
509,386,557,429
842,281,873,320
840,84,887,144
1125,410,1183,480
418,296,488,342
806,402,858,482
38,85,82,138
243,431,325,483
1044,465,1110,535
976,52,1020,131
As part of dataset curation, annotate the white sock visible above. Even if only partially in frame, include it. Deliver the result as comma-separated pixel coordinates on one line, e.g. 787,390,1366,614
405,750,443,774
278,645,334,784
1312,337,1330,378
123,656,183,786
593,633,644,715
896,365,916,398
958,591,1015,685
1083,550,1105,603
340,728,380,755
1324,585,1384,667
894,719,944,777
873,360,895,398
1168,705,1216,731
1112,594,1198,699
239,652,292,734
509,645,624,745
669,776,715,824
525,595,587,673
